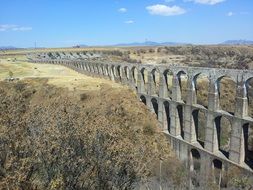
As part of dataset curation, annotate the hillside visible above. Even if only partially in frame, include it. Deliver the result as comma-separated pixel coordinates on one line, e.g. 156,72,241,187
0,58,187,189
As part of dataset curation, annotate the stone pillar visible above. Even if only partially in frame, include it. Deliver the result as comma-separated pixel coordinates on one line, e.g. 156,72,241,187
158,99,164,127
170,103,182,137
147,72,153,96
184,75,197,143
138,71,145,94
229,78,247,164
172,74,182,102
204,78,220,153
229,119,245,164
159,74,168,98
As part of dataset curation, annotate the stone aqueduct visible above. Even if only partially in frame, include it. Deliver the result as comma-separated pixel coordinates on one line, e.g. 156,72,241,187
29,52,253,187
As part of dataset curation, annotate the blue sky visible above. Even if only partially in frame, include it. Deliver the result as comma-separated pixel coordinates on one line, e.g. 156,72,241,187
0,0,252,47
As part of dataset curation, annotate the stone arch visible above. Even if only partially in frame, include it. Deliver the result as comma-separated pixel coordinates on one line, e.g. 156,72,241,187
131,66,138,88
151,98,158,119
243,123,253,169
104,65,109,76
151,68,160,96
246,77,253,118
216,76,236,114
177,71,188,103
140,95,147,105
177,104,184,138
110,65,115,80
163,101,171,133
163,69,173,99
214,116,232,158
140,67,148,93
212,159,225,188
116,65,122,80
124,66,130,80
192,109,206,147
193,73,209,108
190,149,201,188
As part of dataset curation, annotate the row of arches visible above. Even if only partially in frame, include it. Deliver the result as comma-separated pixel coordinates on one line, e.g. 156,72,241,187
77,62,253,119
34,58,253,171
139,94,253,169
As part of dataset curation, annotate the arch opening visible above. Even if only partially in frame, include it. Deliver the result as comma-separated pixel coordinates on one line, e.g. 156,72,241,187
194,74,209,108
131,67,138,88
177,105,184,138
212,159,226,188
191,149,201,187
217,76,236,114
164,70,173,99
141,68,148,93
246,78,253,118
140,95,146,105
192,109,206,147
151,69,160,96
243,123,253,169
177,71,188,103
163,101,170,133
124,66,130,80
151,98,158,119
214,116,232,158
116,65,122,80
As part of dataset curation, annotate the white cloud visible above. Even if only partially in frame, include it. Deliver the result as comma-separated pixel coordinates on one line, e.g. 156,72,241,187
227,11,234,16
146,4,186,16
118,8,127,13
125,20,134,24
185,0,225,5
12,27,32,31
0,24,32,32
0,24,18,31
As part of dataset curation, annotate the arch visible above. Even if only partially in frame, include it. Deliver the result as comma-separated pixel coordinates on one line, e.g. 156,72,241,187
151,68,160,96
163,69,173,99
140,95,146,105
163,101,171,133
104,65,109,76
177,71,188,103
151,98,158,119
212,159,224,188
216,76,236,114
243,123,253,169
193,73,209,108
177,105,184,138
190,149,201,187
192,109,206,147
140,68,148,93
214,116,232,158
116,65,122,80
124,66,130,80
131,67,138,88
110,65,115,80
246,77,253,118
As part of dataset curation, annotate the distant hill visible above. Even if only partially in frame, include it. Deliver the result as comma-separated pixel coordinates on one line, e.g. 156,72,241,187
0,46,21,50
221,40,253,45
114,41,186,47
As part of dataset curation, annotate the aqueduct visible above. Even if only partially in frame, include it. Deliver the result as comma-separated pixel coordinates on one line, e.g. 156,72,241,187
28,52,253,188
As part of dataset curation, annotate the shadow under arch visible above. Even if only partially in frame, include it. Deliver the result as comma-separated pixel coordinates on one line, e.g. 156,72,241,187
151,98,158,119
163,101,171,133
140,95,147,105
214,116,232,158
177,71,188,103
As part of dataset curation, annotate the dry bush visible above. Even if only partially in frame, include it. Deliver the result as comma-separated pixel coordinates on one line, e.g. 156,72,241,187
0,79,183,190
